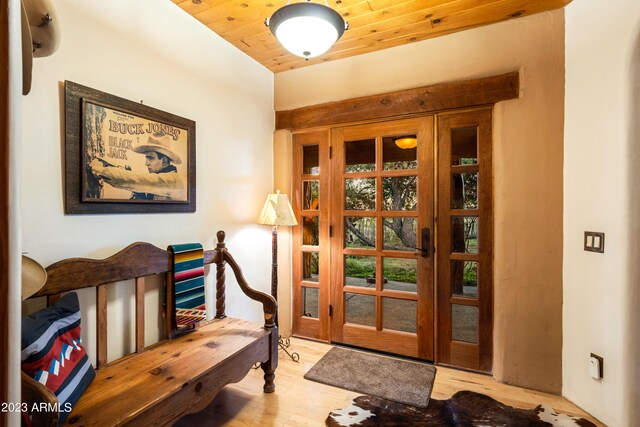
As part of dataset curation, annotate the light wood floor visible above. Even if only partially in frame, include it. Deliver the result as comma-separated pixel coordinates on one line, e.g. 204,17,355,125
175,337,603,426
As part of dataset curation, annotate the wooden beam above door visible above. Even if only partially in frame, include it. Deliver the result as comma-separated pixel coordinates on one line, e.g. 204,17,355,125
275,72,519,131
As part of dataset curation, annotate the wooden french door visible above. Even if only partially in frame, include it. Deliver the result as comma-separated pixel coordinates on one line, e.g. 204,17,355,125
291,110,492,371
329,117,434,359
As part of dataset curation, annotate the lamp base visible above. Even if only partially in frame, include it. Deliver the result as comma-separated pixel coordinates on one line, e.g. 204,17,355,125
278,336,300,362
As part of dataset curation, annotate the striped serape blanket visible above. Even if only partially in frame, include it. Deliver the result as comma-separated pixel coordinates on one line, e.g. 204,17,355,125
168,243,206,332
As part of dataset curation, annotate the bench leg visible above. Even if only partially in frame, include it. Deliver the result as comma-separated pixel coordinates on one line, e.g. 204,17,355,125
261,327,279,393
261,362,275,393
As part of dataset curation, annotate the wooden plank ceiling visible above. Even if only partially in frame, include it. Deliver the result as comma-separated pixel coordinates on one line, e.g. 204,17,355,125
172,0,572,73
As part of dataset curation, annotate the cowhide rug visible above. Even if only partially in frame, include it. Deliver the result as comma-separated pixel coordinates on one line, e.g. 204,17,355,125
327,391,596,427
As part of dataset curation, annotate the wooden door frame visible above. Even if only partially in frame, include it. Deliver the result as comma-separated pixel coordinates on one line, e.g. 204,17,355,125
1,2,11,426
282,72,518,370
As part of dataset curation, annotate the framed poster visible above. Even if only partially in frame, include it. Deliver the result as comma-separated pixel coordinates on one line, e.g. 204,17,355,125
64,81,196,214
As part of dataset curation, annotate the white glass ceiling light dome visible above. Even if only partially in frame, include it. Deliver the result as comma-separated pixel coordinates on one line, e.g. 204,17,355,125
265,1,348,59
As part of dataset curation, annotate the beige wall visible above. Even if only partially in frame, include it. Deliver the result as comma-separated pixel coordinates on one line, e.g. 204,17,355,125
20,0,275,365
274,130,294,335
564,1,640,425
274,11,565,393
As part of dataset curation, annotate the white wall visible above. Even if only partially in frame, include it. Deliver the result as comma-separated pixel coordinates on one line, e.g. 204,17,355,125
8,0,23,425
275,11,565,394
20,0,275,364
564,1,640,425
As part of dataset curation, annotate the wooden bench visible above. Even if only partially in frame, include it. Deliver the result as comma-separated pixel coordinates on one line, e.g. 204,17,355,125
21,231,278,426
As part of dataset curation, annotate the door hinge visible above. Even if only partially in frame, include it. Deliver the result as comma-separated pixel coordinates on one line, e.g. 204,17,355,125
329,305,333,317
329,225,333,237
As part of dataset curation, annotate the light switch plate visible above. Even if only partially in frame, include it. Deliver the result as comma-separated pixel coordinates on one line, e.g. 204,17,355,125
589,357,599,378
584,231,605,253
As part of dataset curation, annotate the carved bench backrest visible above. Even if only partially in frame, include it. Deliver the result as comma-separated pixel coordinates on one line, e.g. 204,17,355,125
30,242,221,369
27,231,276,369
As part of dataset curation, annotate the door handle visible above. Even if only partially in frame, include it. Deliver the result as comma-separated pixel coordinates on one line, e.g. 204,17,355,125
421,228,430,258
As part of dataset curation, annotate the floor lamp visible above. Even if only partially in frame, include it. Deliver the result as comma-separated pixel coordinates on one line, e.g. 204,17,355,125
258,190,300,362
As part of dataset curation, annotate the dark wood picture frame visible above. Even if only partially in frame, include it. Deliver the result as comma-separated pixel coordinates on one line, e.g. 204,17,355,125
64,81,196,214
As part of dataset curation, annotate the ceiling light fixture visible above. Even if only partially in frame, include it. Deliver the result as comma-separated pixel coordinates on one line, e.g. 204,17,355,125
265,0,348,60
394,137,418,149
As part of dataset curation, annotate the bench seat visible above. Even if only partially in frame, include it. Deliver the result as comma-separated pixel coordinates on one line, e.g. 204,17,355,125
66,318,269,426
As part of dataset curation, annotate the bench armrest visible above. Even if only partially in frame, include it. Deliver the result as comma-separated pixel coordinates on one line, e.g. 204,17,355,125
221,249,277,329
212,231,278,392
21,371,59,427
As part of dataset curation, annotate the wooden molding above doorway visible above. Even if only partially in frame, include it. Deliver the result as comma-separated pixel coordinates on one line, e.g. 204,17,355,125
276,72,520,131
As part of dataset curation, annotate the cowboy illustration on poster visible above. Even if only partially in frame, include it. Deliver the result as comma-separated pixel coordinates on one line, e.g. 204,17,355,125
82,101,189,203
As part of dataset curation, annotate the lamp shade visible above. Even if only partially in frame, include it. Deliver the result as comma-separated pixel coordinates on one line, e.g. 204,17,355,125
266,2,347,59
257,191,298,227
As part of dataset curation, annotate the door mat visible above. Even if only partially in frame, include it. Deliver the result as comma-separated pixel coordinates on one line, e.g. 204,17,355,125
304,346,436,408
326,391,597,427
